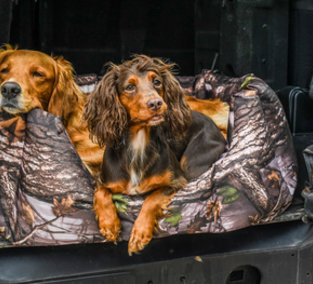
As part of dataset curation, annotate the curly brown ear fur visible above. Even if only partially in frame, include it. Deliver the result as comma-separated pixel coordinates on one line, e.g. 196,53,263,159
48,57,82,126
152,57,191,139
83,64,128,148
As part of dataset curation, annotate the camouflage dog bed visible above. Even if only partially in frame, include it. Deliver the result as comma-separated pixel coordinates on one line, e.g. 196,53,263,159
0,71,297,247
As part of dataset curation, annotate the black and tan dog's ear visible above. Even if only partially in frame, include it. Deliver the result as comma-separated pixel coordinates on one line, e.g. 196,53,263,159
83,64,128,147
48,56,82,126
153,58,191,138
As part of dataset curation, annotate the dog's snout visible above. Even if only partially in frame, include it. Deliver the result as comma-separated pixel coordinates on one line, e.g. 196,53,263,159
1,82,22,99
147,98,163,111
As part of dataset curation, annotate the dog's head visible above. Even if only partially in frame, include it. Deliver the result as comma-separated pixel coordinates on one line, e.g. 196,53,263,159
0,45,81,126
84,55,191,147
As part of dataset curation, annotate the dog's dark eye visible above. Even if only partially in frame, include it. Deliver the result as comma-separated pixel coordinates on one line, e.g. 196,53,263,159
32,71,44,77
153,79,162,87
0,68,8,74
125,84,135,91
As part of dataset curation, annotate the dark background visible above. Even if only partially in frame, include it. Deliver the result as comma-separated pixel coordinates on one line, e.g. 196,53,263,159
1,0,313,90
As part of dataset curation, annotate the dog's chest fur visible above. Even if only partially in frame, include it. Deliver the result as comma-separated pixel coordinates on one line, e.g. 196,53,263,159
101,126,178,195
127,128,161,194
129,129,149,191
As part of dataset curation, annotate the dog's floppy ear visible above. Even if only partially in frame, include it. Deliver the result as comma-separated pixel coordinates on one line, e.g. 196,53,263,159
83,64,128,148
153,58,191,138
48,56,82,126
0,44,15,64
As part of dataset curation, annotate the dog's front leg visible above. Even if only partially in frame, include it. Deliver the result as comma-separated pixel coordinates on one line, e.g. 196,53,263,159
128,187,175,255
94,185,121,243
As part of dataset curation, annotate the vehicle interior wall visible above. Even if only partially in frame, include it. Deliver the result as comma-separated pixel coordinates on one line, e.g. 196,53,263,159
5,0,312,91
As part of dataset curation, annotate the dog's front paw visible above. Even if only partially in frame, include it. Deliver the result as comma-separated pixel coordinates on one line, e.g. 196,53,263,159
128,219,155,255
97,214,121,243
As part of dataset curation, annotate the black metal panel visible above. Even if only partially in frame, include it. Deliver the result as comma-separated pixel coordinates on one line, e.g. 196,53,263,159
288,0,313,88
33,0,196,75
219,0,289,89
0,221,311,284
194,0,221,73
10,0,313,92
0,0,13,46
9,0,39,49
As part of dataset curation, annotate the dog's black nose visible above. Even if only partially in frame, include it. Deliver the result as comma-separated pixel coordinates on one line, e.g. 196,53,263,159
1,82,22,99
147,98,163,111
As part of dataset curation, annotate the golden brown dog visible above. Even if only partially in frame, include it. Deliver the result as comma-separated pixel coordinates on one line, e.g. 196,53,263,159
0,45,104,178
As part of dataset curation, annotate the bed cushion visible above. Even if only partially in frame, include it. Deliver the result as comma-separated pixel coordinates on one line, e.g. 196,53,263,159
0,71,297,247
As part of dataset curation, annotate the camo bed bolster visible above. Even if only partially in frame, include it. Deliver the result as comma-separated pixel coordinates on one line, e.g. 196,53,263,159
0,71,297,247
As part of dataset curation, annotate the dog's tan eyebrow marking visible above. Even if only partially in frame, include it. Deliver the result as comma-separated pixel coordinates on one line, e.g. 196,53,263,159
125,76,138,86
147,71,158,81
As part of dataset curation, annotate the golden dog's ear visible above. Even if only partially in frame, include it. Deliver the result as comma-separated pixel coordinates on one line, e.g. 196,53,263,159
83,64,128,148
0,44,15,63
48,56,82,126
153,58,191,138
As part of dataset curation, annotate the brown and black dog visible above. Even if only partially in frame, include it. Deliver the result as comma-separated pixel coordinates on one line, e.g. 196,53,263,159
84,55,227,254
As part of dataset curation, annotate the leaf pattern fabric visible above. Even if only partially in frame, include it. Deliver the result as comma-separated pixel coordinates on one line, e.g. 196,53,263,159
0,71,297,247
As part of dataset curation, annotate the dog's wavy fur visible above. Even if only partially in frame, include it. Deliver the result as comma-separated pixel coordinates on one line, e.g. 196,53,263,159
0,45,104,178
84,55,227,254
84,56,192,148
